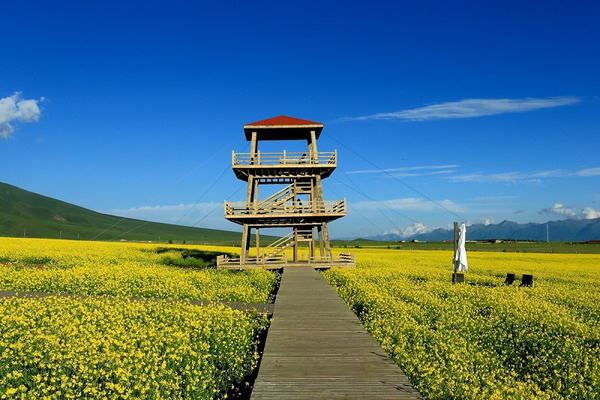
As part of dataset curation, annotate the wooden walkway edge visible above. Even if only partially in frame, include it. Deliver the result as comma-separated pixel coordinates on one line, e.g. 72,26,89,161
251,266,423,399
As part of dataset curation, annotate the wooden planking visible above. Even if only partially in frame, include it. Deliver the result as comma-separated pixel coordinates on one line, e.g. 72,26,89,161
251,267,423,399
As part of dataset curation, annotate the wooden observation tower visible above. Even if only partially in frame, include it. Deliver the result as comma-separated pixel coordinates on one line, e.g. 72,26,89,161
217,115,354,269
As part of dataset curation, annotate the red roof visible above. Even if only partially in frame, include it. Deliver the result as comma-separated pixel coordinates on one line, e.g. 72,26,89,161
245,115,322,127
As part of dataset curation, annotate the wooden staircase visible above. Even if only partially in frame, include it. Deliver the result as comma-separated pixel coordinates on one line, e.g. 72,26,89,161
263,228,313,259
258,182,312,213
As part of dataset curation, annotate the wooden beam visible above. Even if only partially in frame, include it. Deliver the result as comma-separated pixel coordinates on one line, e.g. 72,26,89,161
293,227,298,262
309,130,318,163
315,175,324,203
250,131,258,161
246,176,255,205
241,225,250,262
322,222,331,258
256,228,260,264
253,178,259,213
309,227,315,259
318,225,325,257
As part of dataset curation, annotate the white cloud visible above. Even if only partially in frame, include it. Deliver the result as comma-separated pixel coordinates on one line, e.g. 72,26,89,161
102,202,233,230
581,207,600,219
388,170,456,178
348,164,459,174
353,197,461,213
384,222,432,238
400,222,432,237
340,96,580,122
450,167,600,183
482,217,496,226
539,203,600,220
575,168,600,177
346,164,458,178
450,171,524,183
354,197,430,212
0,93,43,139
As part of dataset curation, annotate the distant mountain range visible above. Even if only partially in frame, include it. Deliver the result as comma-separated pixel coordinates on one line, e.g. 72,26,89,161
361,218,600,242
3,181,599,244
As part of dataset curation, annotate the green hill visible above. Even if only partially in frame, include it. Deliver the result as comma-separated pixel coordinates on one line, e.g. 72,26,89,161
0,182,246,244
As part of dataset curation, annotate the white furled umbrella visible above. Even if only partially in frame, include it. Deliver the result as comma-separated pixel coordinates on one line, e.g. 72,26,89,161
453,222,468,272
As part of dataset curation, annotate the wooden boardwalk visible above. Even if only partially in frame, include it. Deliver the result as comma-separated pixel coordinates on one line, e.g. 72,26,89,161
251,267,423,399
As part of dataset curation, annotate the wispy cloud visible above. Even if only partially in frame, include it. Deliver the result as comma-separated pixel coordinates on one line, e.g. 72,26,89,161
353,197,462,213
340,96,580,122
473,195,518,202
575,167,600,177
450,167,600,183
347,164,458,177
102,202,231,230
539,203,600,220
0,92,43,139
450,171,531,183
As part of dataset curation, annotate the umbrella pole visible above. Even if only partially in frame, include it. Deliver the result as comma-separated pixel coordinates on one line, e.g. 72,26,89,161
452,222,464,283
453,221,458,273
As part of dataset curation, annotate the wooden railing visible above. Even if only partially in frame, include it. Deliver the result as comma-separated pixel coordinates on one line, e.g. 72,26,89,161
224,199,346,216
217,254,288,268
232,150,336,166
308,253,355,264
216,253,355,269
338,253,355,263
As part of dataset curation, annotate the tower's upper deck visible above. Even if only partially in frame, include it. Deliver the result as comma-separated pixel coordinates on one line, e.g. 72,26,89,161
234,115,335,181
243,115,323,141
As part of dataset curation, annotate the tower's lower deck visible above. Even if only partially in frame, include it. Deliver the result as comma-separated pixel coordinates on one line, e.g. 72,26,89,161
216,253,355,270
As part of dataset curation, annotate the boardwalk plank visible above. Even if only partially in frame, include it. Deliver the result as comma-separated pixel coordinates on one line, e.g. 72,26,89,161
251,267,422,399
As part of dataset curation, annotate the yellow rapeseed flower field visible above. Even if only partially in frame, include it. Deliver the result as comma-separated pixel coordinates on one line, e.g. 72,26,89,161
0,238,274,303
324,248,600,399
0,238,275,399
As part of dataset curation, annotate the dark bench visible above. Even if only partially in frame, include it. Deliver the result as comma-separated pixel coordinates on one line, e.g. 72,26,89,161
504,273,515,285
519,274,534,287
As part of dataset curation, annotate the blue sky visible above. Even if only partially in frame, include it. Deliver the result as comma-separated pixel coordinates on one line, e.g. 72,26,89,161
2,0,599,239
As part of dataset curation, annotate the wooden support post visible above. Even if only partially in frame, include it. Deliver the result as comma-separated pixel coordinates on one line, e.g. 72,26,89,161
250,131,258,164
315,175,324,202
253,178,259,213
309,130,318,163
246,176,255,206
241,225,250,262
256,228,260,264
322,223,331,259
318,225,325,257
293,227,298,262
293,180,298,210
309,227,315,260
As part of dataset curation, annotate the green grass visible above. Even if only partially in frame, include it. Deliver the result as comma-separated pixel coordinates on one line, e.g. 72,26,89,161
4,181,599,253
155,247,237,268
0,182,255,244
